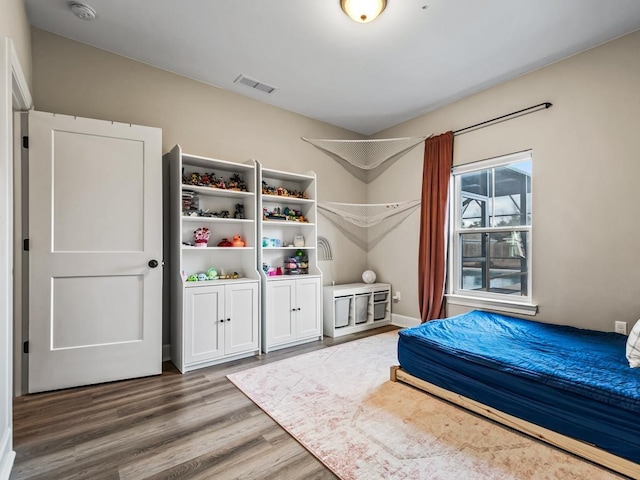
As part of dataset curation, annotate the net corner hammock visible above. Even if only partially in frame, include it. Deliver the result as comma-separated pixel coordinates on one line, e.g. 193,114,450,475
301,136,427,171
318,200,420,250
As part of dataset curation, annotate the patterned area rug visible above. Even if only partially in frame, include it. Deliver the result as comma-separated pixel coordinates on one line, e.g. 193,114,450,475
227,332,624,480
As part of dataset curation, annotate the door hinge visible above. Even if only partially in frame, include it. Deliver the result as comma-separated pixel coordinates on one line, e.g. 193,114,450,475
23,238,29,251
23,341,29,354
22,136,28,149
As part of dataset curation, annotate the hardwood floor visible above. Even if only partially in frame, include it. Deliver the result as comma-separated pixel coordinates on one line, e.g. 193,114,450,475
11,326,398,480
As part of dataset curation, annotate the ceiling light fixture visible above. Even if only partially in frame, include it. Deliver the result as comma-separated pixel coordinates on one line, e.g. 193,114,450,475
69,2,97,21
341,0,387,23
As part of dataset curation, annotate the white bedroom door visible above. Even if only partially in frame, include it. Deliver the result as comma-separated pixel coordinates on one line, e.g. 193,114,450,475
27,110,163,393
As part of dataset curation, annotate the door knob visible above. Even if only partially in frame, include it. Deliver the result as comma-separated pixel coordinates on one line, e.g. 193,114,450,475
148,259,159,268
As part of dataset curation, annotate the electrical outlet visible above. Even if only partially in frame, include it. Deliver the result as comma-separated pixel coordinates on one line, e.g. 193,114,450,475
615,321,627,335
393,291,401,302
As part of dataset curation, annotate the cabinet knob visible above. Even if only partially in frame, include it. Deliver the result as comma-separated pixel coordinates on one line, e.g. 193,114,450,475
297,307,301,311
226,318,231,322
219,319,224,323
291,308,296,312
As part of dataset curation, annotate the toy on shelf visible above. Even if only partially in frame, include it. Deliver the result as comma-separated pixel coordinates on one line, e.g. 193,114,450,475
217,238,233,247
194,227,210,247
234,203,245,219
261,181,308,199
232,235,246,247
284,254,309,275
206,267,218,280
218,270,241,280
228,174,247,191
183,171,248,192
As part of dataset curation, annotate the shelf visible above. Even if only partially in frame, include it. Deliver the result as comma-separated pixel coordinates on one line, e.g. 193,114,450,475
182,153,254,171
261,168,315,183
182,216,252,224
262,220,315,227
183,277,258,287
265,274,322,282
182,184,255,198
262,246,315,250
261,194,314,205
182,246,254,251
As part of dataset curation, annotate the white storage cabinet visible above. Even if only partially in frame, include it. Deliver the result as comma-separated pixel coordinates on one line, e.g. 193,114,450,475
323,283,391,337
257,165,323,352
264,276,322,348
166,145,261,372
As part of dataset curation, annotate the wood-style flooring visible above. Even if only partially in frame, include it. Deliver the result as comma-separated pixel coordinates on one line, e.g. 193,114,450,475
11,326,398,480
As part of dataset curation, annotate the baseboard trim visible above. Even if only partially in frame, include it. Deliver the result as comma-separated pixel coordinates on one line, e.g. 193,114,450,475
0,428,15,480
162,344,171,363
391,313,420,328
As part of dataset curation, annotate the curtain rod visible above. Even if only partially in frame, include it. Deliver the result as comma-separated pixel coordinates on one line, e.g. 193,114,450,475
453,102,552,136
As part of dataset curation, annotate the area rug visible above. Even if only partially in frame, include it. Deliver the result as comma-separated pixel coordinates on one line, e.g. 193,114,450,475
227,332,624,480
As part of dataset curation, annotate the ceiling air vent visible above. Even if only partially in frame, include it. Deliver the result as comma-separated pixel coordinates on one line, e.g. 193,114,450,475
234,74,277,94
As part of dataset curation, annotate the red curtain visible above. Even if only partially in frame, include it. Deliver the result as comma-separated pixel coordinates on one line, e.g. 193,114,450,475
418,132,454,323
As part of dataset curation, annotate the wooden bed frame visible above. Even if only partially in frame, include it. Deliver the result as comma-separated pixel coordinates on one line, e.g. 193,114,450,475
390,365,640,480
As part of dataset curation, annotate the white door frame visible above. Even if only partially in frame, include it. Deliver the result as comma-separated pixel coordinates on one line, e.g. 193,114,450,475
0,36,32,480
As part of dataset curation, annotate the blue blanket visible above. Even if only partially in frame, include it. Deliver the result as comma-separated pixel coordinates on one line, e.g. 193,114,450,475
398,310,640,463
399,310,640,411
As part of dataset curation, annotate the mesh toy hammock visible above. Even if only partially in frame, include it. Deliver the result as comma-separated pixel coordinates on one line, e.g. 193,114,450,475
318,200,421,250
302,136,427,183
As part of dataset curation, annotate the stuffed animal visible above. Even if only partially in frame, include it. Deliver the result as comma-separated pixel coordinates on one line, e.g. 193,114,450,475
187,274,198,282
197,272,208,282
206,267,218,280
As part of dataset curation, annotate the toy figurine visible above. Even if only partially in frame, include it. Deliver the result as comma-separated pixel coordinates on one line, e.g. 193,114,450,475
194,227,210,247
232,235,246,247
206,267,218,280
188,172,201,185
196,273,208,281
187,274,198,282
217,238,233,247
200,172,211,186
234,203,244,219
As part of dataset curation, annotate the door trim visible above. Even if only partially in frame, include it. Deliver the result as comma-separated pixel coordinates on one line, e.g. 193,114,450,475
1,36,32,480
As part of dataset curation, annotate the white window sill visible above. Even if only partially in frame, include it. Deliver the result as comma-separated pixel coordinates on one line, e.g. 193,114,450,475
445,294,538,316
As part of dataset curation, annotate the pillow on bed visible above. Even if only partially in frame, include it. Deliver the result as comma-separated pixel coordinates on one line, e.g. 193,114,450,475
627,319,640,368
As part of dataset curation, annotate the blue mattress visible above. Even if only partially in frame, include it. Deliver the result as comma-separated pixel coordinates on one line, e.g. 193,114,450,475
397,310,640,464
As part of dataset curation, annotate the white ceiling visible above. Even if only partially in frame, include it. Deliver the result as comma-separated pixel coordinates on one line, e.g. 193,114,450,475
25,0,640,135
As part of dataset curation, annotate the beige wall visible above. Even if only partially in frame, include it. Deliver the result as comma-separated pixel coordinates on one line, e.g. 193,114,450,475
370,29,640,331
31,26,640,334
31,28,369,344
0,0,31,88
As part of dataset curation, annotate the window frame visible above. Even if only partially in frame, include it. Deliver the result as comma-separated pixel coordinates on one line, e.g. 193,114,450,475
447,150,537,315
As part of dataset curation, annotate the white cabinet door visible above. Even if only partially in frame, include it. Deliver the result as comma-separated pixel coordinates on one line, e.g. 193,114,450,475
296,277,322,339
225,282,259,356
267,280,296,346
184,286,224,364
28,111,162,393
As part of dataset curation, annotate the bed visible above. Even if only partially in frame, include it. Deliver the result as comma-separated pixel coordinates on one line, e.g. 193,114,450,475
390,310,640,479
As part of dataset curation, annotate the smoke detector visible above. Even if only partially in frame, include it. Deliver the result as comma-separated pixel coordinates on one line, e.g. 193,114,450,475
69,2,97,21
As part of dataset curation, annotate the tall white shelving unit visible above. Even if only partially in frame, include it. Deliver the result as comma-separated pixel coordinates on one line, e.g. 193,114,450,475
166,145,261,373
257,164,323,353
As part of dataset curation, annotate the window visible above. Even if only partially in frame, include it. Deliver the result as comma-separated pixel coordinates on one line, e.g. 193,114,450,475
448,151,534,312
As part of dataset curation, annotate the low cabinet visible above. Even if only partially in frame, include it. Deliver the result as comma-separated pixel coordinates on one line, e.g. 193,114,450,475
264,277,322,352
182,281,259,370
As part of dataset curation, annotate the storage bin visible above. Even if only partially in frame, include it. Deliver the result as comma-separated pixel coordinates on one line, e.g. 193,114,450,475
334,296,351,328
374,302,387,321
373,291,388,302
355,294,370,324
